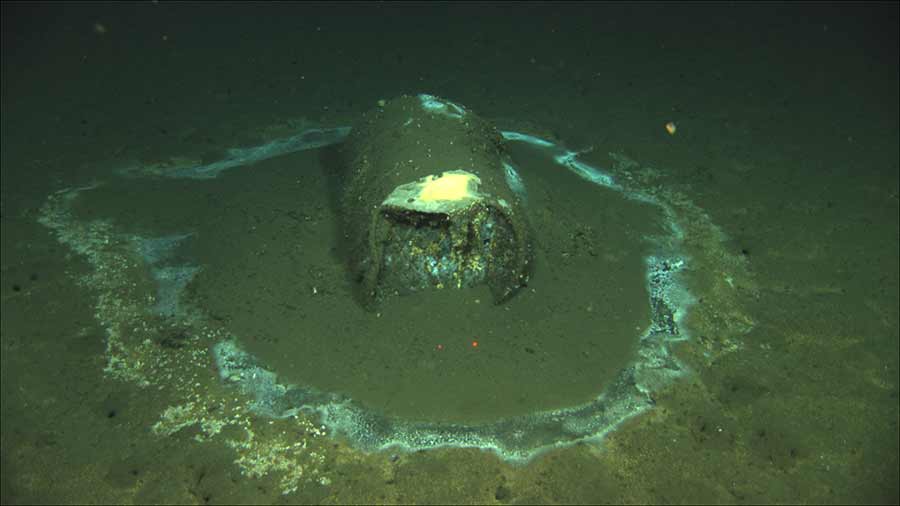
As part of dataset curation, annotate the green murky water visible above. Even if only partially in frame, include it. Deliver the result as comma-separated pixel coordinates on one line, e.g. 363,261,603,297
2,3,897,504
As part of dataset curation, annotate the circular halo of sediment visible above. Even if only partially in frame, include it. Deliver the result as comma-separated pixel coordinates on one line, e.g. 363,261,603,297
39,126,701,463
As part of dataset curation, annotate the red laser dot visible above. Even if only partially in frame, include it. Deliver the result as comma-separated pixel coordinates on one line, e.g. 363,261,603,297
471,340,479,348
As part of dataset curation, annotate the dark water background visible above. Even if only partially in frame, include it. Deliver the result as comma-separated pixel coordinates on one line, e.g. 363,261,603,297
2,2,897,504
